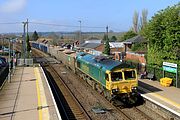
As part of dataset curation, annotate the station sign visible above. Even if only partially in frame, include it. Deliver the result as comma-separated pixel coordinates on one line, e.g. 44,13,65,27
163,62,177,68
163,62,177,73
163,66,177,73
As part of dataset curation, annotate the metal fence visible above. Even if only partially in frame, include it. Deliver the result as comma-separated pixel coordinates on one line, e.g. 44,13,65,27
125,61,180,88
25,59,33,66
145,65,180,88
17,58,33,66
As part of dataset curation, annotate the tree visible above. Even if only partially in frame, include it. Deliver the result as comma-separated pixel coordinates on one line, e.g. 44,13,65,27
120,30,137,41
32,31,39,41
110,36,117,42
26,34,31,52
139,9,148,31
131,43,147,52
103,36,110,55
133,10,139,33
141,3,180,66
60,35,64,39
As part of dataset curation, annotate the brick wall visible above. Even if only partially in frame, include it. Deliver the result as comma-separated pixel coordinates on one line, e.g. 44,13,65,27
125,52,146,64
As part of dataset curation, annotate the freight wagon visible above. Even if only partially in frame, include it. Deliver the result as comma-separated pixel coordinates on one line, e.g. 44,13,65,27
31,42,141,104
31,42,49,53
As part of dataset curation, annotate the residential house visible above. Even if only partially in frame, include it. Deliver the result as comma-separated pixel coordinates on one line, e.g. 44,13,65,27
109,42,125,54
123,35,147,53
122,35,147,65
78,40,102,55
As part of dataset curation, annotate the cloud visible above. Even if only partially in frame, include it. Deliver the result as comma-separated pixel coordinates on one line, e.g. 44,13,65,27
0,0,27,13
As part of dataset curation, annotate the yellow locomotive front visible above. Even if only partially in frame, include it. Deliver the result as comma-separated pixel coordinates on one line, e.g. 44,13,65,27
105,68,139,104
107,68,138,94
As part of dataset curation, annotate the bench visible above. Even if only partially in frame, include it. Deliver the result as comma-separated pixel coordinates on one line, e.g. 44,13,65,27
140,72,147,79
147,73,154,80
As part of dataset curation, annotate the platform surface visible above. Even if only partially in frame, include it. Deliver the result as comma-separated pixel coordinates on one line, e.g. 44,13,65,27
0,66,60,120
138,78,180,117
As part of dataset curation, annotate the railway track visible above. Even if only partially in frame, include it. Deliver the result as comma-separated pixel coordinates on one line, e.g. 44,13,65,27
42,63,91,120
32,48,167,120
50,62,164,120
33,49,91,119
119,106,153,120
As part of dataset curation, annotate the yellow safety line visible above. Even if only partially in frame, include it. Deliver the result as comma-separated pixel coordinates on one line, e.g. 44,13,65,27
139,86,180,109
34,68,42,120
149,92,180,108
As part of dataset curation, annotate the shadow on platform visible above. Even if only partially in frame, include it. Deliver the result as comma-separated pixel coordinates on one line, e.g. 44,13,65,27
138,80,162,93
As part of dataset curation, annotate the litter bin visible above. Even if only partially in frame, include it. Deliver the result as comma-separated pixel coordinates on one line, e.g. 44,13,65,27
160,77,172,87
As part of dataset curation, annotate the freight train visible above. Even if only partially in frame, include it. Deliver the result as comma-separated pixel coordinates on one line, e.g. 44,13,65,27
31,42,141,105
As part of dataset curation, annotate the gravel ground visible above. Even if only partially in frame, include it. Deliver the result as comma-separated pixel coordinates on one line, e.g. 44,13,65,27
136,105,167,120
32,49,167,120
53,64,129,120
52,63,166,120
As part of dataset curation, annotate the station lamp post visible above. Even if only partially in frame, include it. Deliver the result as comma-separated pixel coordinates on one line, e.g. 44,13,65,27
8,38,14,82
8,38,11,82
8,38,17,82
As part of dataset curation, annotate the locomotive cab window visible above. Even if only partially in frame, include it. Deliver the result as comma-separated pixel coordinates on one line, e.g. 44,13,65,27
124,70,136,80
111,72,122,81
105,74,109,81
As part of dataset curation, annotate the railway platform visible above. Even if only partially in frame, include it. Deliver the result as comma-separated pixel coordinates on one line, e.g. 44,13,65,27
0,66,61,120
138,78,180,118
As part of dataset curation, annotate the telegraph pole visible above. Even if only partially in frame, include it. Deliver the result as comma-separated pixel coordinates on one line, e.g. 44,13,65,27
26,19,29,58
27,19,29,33
22,21,27,65
78,20,81,42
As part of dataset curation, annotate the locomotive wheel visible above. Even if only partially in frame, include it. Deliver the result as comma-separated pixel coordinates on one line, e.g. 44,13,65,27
102,87,107,97
93,82,97,90
96,83,103,94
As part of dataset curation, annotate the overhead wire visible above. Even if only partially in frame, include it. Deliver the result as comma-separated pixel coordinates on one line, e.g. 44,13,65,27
0,22,22,24
29,22,105,29
0,21,123,32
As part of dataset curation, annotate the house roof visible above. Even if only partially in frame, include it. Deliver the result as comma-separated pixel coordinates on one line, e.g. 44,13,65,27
37,38,52,43
124,35,146,44
109,42,124,48
79,43,102,49
85,40,101,43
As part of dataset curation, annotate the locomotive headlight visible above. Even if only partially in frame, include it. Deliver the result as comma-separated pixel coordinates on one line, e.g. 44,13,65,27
132,87,137,90
112,88,119,93
131,87,137,92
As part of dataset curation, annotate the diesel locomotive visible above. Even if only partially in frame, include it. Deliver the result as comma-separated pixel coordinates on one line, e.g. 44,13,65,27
31,42,140,104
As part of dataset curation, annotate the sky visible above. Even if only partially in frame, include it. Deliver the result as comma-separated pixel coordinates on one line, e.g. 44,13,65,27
0,0,179,33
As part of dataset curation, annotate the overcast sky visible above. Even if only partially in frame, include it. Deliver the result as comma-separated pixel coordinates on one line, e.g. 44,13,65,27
0,0,179,33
